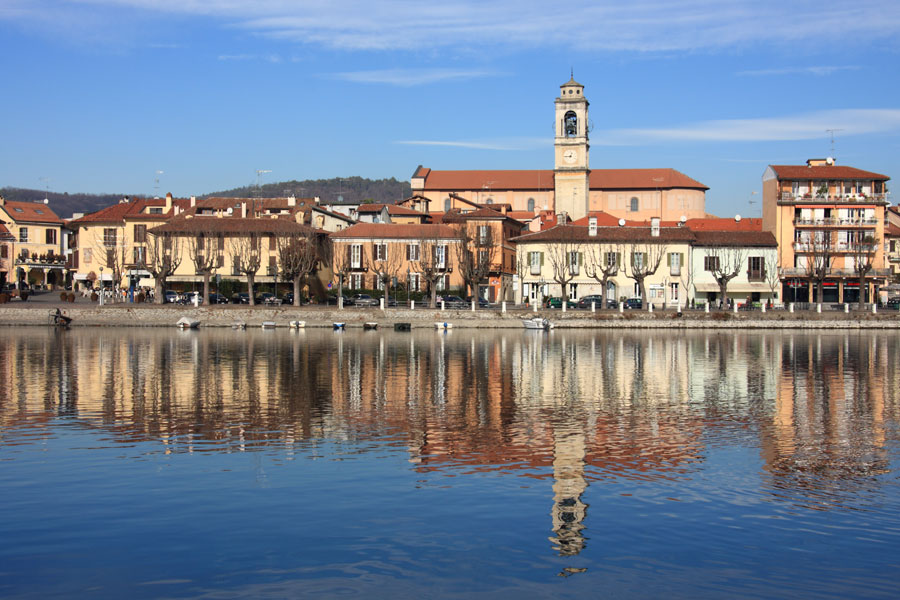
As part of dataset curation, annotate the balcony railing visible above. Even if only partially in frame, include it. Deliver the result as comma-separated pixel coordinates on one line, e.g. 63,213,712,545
747,270,766,282
793,218,879,227
15,254,67,267
780,192,887,204
781,268,891,278
793,242,879,253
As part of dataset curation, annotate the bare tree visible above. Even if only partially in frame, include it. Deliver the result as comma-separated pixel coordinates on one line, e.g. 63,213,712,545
414,236,452,308
804,231,836,305
230,234,262,306
764,252,781,306
850,234,879,310
454,223,497,302
277,229,320,306
515,248,530,305
678,251,696,308
622,243,667,305
368,240,403,304
93,228,128,301
188,230,220,305
706,246,747,308
331,241,368,300
584,243,622,308
146,232,183,304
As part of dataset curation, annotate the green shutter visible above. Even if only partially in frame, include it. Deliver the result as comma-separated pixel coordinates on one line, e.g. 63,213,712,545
578,252,584,266
667,253,672,267
679,252,684,266
540,252,544,266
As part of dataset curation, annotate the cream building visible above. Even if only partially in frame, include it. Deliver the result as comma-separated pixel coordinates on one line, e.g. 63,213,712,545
0,196,66,289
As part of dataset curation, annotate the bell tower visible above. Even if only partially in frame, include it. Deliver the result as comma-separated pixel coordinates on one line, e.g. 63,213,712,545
554,75,590,221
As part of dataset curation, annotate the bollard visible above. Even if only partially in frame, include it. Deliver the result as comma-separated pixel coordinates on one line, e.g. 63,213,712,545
471,300,476,312
619,302,624,314
733,302,738,314
705,303,709,313
844,303,849,313
501,301,506,313
338,297,343,310
441,300,445,311
789,303,794,313
761,303,766,314
648,302,653,313
591,301,596,313
562,301,567,313
532,299,538,313
872,303,877,314
816,303,821,313
380,297,385,311
411,300,415,311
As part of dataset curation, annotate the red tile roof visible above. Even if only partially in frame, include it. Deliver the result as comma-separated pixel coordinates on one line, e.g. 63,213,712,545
768,165,889,181
1,200,63,224
691,230,776,247
885,223,900,238
512,224,696,244
151,215,316,235
0,223,13,240
330,223,459,240
683,217,763,231
356,204,427,216
417,168,708,191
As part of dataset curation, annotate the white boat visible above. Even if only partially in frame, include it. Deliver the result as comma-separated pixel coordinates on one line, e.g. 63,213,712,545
522,317,552,331
363,322,378,330
333,322,345,330
261,321,276,329
289,320,306,329
232,321,246,330
176,316,200,330
435,322,453,330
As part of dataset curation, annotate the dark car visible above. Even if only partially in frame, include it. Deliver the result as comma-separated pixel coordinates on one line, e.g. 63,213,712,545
545,296,576,309
325,295,350,306
350,293,379,307
468,296,491,308
576,294,605,309
164,290,181,304
441,295,467,308
236,292,255,304
260,293,281,306
623,298,643,310
208,293,229,304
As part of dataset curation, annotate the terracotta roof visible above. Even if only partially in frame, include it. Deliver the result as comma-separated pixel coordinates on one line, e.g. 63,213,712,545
570,211,680,228
512,224,696,244
885,223,900,238
441,207,516,222
417,168,708,191
69,198,155,225
0,223,13,240
768,165,889,181
356,204,426,216
330,223,459,240
691,230,776,247
151,216,316,235
683,217,762,231
1,200,63,224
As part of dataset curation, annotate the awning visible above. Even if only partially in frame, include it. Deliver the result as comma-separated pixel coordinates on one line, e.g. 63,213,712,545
694,282,772,293
138,278,155,287
73,273,88,281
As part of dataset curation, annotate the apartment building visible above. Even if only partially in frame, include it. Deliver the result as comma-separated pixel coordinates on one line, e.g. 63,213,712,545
762,159,891,303
0,197,66,289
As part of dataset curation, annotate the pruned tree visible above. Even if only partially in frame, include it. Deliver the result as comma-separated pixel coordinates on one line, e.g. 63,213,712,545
454,223,497,302
230,234,262,306
706,246,747,308
414,236,452,308
584,243,622,309
93,227,128,301
622,243,666,305
368,240,403,303
764,253,781,306
146,232,183,304
278,229,320,306
188,230,220,305
804,231,836,305
331,241,368,300
515,247,530,305
850,234,879,310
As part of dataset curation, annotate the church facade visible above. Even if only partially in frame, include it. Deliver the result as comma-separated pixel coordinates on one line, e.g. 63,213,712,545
410,77,709,224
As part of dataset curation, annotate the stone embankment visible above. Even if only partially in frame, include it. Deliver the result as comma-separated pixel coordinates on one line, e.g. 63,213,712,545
1,303,899,329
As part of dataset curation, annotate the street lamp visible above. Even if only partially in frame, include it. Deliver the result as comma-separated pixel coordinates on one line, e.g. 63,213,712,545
99,266,104,306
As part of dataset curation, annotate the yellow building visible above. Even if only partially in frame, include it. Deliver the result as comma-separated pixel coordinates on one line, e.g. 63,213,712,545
0,196,66,289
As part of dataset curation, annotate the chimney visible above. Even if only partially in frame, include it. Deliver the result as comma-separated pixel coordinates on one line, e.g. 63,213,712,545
164,192,173,213
651,217,660,237
314,196,321,205
190,196,196,207
241,202,247,218
288,196,296,207
557,212,568,225
588,216,597,237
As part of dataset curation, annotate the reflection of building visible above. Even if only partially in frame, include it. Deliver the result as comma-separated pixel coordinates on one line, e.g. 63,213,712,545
763,159,891,303
550,429,588,555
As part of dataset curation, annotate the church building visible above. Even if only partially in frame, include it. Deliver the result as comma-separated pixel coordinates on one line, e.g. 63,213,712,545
410,76,709,225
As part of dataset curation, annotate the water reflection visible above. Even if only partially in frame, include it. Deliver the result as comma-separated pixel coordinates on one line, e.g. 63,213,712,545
1,328,899,557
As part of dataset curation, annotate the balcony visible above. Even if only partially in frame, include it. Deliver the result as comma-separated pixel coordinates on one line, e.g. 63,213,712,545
15,251,67,268
781,268,891,278
779,192,887,205
793,242,879,253
793,218,879,227
747,270,766,282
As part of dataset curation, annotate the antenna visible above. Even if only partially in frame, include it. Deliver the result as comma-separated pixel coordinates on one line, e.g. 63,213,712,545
39,176,50,203
748,191,758,214
825,129,844,158
154,170,164,199
256,169,271,193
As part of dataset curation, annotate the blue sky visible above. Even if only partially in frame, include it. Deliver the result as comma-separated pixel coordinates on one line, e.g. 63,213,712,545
2,0,899,217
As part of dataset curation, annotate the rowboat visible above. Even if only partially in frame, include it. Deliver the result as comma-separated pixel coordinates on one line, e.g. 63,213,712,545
176,316,200,330
522,317,551,331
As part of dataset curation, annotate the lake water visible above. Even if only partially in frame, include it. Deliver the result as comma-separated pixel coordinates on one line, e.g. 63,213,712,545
1,327,899,599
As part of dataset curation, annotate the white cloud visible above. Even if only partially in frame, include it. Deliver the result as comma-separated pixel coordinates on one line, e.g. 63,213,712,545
596,109,900,145
737,66,861,77
11,0,900,53
332,68,496,87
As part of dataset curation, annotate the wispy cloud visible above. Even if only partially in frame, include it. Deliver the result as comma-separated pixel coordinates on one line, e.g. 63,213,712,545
10,1,900,53
332,68,496,87
395,138,547,151
596,109,900,145
217,53,282,63
738,66,861,77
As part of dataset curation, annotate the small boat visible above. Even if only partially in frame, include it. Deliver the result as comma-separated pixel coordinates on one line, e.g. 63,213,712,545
393,322,411,332
363,322,378,330
232,321,246,330
522,317,552,331
176,316,200,330
435,322,453,330
333,322,345,330
261,321,276,329
49,309,72,327
289,320,306,329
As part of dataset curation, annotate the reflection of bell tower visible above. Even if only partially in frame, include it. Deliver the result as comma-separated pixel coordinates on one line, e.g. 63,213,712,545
554,74,590,222
549,429,589,555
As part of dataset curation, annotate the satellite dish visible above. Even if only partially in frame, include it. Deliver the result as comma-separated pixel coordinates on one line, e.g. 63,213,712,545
735,214,742,222
618,218,626,227
43,198,49,204
826,156,834,165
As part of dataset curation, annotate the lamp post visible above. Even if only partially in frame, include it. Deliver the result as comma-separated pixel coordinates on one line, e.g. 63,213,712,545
99,266,104,306
407,265,411,307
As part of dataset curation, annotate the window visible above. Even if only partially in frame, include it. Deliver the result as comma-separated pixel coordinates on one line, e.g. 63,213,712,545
631,252,646,270
479,225,489,244
530,251,542,275
134,225,147,243
133,246,145,265
148,207,163,214
670,282,679,302
19,227,28,243
605,251,619,269
45,229,57,244
668,252,682,276
350,273,363,289
588,217,597,236
748,256,765,281
0,244,7,259
351,244,362,269
704,256,720,272
486,198,494,205
436,275,449,291
564,111,578,137
103,228,117,247
444,198,451,211
527,198,535,212
630,197,639,212
435,244,446,268
569,251,580,276
409,272,420,292
374,243,387,261
407,243,419,261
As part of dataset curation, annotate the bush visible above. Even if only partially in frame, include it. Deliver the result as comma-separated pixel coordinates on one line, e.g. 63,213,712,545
0,293,8,304
60,292,68,301
90,292,98,302
67,293,75,303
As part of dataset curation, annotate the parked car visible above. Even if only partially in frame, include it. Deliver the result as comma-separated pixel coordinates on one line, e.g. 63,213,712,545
208,293,229,304
164,290,181,304
350,293,379,307
623,298,643,310
441,295,467,308
260,292,281,306
236,292,253,304
324,294,350,306
576,294,605,309
468,296,491,308
545,296,576,309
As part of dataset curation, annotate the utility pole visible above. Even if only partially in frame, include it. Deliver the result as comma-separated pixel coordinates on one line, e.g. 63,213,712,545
825,129,844,158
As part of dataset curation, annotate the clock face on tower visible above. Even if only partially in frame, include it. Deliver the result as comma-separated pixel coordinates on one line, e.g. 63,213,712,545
563,149,577,164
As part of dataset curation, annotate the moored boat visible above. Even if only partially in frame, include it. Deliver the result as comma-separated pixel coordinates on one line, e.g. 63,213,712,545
176,316,200,330
522,317,551,331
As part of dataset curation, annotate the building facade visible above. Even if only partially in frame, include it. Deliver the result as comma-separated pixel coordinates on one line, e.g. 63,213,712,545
0,197,66,289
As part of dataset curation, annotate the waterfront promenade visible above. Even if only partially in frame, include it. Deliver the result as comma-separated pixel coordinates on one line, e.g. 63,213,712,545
1,299,899,329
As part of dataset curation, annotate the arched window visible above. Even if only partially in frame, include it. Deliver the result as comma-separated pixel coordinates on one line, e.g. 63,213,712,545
630,197,639,212
527,198,535,212
564,111,578,137
444,197,451,211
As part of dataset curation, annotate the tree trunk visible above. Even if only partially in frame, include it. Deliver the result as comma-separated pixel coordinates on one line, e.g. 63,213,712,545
155,278,165,304
639,279,647,305
719,282,728,309
202,272,211,305
247,275,256,306
430,281,437,308
858,276,866,311
293,276,301,306
817,281,824,305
